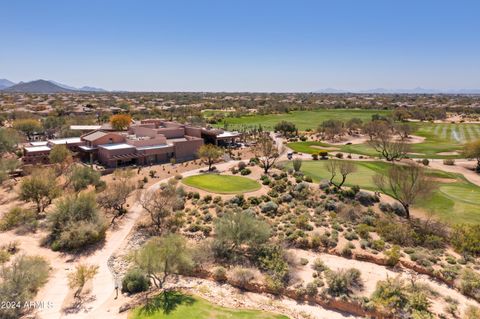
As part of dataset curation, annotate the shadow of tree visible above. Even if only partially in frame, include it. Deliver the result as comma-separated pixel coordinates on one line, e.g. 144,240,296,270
140,290,195,316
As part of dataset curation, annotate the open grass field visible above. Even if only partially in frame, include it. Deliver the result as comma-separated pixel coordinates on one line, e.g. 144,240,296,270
283,160,480,224
288,122,480,159
129,291,288,319
218,109,391,131
182,174,261,194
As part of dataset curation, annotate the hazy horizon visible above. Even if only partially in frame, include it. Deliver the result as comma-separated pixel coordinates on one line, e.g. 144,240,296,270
1,0,479,92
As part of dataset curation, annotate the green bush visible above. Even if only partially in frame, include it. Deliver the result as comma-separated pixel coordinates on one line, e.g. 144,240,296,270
0,207,37,231
48,192,106,251
451,224,480,256
385,245,401,267
459,269,480,299
228,267,255,289
306,281,319,297
240,168,251,175
121,269,150,294
325,268,363,297
212,266,228,282
311,258,329,273
443,159,455,165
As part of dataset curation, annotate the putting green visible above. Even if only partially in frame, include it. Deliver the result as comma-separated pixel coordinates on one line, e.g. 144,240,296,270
129,291,288,319
182,174,261,194
284,160,480,224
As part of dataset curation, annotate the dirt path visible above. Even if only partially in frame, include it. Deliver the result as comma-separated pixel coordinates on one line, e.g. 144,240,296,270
34,161,241,319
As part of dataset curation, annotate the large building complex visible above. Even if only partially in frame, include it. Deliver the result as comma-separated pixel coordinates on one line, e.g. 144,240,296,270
22,120,240,168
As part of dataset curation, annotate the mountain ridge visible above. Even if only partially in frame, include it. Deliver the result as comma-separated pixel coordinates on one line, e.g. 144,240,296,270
1,79,108,93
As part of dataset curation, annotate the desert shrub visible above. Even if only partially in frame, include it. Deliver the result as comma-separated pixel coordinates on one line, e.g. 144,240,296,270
0,255,49,319
312,258,329,273
421,158,430,166
121,268,150,294
48,192,106,251
0,207,37,231
464,306,480,319
68,166,102,192
376,219,414,246
451,224,480,256
385,245,401,266
325,200,338,211
255,244,290,286
341,244,353,257
355,224,372,239
240,168,251,175
306,281,319,297
261,201,278,215
379,202,392,213
281,193,293,203
355,191,378,206
229,194,245,206
203,194,212,203
292,158,302,172
213,210,270,260
390,202,406,217
371,239,385,251
319,179,330,190
370,277,408,315
228,267,255,289
443,159,455,165
295,214,311,230
325,268,363,297
344,231,358,241
459,269,480,299
238,161,247,170
212,266,228,282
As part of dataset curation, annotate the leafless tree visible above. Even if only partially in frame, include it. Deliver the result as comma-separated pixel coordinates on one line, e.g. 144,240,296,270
373,163,436,219
138,183,184,234
369,130,410,161
326,160,357,189
395,123,412,140
253,134,283,174
97,181,135,224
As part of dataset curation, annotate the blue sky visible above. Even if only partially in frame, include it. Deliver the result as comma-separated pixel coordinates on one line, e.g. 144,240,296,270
1,0,479,92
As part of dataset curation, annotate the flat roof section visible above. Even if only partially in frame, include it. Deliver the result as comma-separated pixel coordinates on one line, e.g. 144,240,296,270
25,146,51,152
98,143,135,151
79,145,97,151
30,141,49,146
217,131,241,138
70,125,102,130
48,137,82,145
167,137,188,143
136,144,172,151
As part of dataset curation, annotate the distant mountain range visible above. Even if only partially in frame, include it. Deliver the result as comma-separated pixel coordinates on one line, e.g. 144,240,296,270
0,79,107,93
316,87,480,94
0,79,16,90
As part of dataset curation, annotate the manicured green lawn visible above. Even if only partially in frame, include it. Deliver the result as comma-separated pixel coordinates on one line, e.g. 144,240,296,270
218,109,391,131
129,291,288,319
284,160,480,224
182,174,261,194
287,122,480,159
